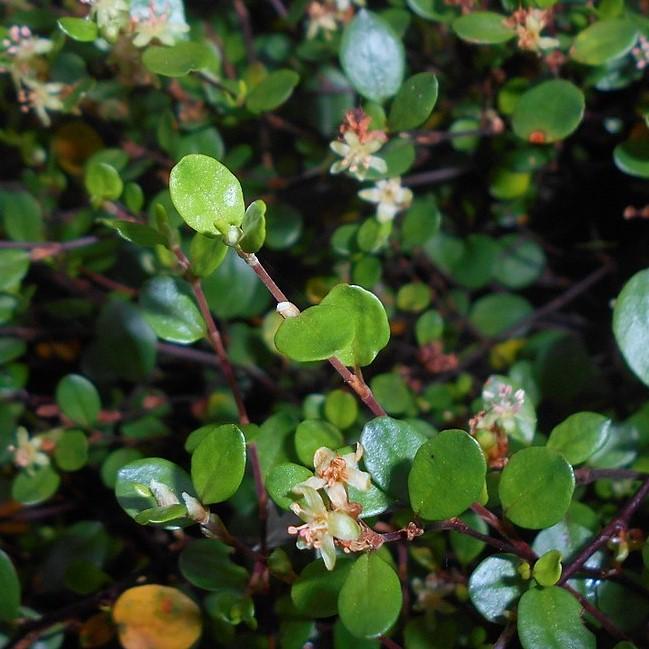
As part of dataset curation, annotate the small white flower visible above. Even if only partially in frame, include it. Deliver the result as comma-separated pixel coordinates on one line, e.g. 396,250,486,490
10,427,49,473
330,131,387,181
298,444,370,512
288,485,361,570
84,0,129,41
306,2,339,40
18,78,65,126
505,9,558,52
130,4,189,48
358,177,413,223
2,25,53,61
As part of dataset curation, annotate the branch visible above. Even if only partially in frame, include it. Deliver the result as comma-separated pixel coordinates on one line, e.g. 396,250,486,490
0,236,99,260
575,467,649,485
560,478,649,585
493,622,517,649
238,251,387,418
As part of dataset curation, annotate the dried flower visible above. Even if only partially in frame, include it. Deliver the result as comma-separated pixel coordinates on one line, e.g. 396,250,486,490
505,9,558,53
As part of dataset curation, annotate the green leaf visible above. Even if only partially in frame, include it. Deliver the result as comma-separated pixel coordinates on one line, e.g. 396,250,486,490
512,80,585,144
246,69,300,114
266,462,313,510
450,511,489,565
12,466,60,505
115,457,196,528
571,19,638,66
140,276,206,344
388,72,438,131
275,284,390,367
189,233,228,277
54,429,89,471
408,429,486,520
340,10,405,103
614,134,649,179
0,550,20,622
58,17,98,42
452,12,515,44
93,301,157,381
324,389,359,429
361,416,426,498
468,554,526,623
415,309,444,345
492,235,546,289
100,219,167,248
84,162,123,205
0,250,29,291
191,424,246,504
239,200,267,253
533,550,562,587
295,419,344,466
179,539,248,591
547,412,611,465
370,373,415,416
0,337,26,364
499,447,575,529
613,269,649,386
400,195,441,252
55,374,101,427
101,448,144,489
292,558,353,618
142,41,215,77
1,190,44,241
517,586,595,649
169,154,246,237
338,553,402,639
134,503,188,525
469,292,533,337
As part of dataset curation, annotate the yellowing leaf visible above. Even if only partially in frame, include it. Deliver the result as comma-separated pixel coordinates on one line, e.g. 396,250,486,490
113,585,202,649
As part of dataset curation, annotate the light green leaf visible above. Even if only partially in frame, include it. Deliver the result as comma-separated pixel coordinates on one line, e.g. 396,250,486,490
324,389,359,429
469,293,533,337
143,41,215,77
0,250,30,291
613,268,649,386
1,190,44,241
499,447,575,529
58,17,98,42
54,429,89,472
239,199,267,253
169,154,246,237
517,586,595,649
12,466,60,505
614,135,649,179
452,12,515,44
294,419,344,466
266,462,313,510
189,233,228,277
340,10,405,103
408,429,486,520
100,219,167,248
85,162,123,204
140,276,205,344
338,553,402,639
191,424,246,504
246,69,300,114
533,550,562,587
55,374,101,427
572,19,638,66
275,284,390,367
388,72,438,131
512,80,585,144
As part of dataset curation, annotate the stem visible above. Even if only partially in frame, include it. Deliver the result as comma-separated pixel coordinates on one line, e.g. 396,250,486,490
248,440,268,554
561,583,630,641
239,251,386,418
470,504,537,561
575,467,649,484
493,622,517,649
560,478,649,585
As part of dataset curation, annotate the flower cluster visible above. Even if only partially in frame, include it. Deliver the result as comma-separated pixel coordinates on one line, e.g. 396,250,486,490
81,0,129,42
358,177,413,223
330,108,388,181
288,444,371,570
130,1,190,48
504,9,558,53
305,0,363,40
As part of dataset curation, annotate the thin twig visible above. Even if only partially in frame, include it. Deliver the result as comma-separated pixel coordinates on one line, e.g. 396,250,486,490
493,622,517,649
575,467,649,485
560,478,649,585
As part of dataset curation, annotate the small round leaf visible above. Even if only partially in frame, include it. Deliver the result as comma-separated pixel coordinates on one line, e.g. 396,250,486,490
547,412,611,465
55,374,101,427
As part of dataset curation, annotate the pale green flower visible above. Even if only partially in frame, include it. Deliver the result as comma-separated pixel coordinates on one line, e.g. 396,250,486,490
10,427,49,473
330,131,387,181
82,0,129,42
18,78,65,127
288,485,361,570
130,5,189,48
358,177,413,223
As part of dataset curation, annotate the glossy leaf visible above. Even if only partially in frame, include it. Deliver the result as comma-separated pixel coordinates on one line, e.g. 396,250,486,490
338,553,402,638
239,199,267,253
246,70,300,114
275,284,390,367
613,269,649,387
452,12,515,44
517,586,595,649
266,462,313,509
409,429,486,520
499,447,575,529
547,412,611,464
361,416,426,498
388,72,438,131
191,424,246,504
533,550,562,587
468,554,526,623
55,374,101,427
340,10,405,103
571,19,638,66
512,80,585,144
139,276,206,344
58,17,98,41
179,539,248,591
113,585,202,649
169,154,245,236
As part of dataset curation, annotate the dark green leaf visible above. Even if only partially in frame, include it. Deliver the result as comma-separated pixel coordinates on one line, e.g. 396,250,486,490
55,374,101,427
246,70,300,114
388,72,438,131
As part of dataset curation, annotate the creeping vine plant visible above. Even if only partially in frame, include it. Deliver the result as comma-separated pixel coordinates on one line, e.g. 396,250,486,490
2,1,649,649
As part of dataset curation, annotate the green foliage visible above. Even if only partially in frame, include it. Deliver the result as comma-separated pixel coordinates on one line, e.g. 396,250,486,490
452,12,515,44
